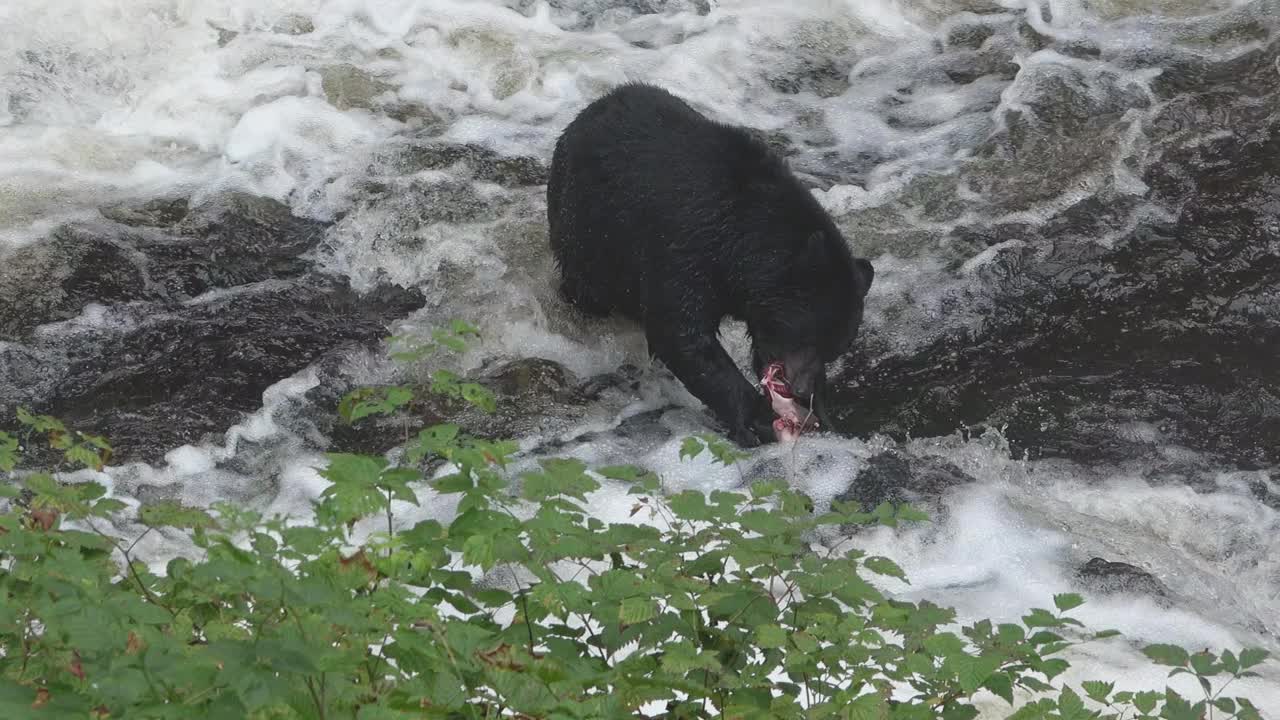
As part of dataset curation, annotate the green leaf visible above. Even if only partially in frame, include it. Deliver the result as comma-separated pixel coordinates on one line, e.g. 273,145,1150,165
679,436,705,461
17,406,66,433
462,533,496,570
137,500,218,529
864,555,908,581
1142,643,1190,667
923,632,967,659
844,692,889,720
0,431,19,471
1161,689,1202,720
522,458,599,501
941,705,979,720
668,491,712,521
1132,691,1160,713
661,641,718,673
1053,592,1085,612
1239,647,1269,670
1081,680,1113,703
755,624,788,649
460,382,497,413
619,597,657,624
1188,650,1220,676
1056,687,1093,720
984,672,1014,705
951,654,1002,693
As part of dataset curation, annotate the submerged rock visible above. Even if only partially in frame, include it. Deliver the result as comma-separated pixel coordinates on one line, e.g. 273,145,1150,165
99,198,190,228
834,449,976,512
372,140,547,187
1075,557,1171,603
321,65,396,111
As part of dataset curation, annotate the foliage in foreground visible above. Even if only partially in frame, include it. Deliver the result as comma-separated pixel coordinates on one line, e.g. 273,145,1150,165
0,327,1273,719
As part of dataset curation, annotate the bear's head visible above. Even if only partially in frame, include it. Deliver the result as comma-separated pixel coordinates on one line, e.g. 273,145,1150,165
749,230,874,418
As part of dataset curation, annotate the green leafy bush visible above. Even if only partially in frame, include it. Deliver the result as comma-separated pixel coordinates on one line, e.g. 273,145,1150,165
0,331,1271,719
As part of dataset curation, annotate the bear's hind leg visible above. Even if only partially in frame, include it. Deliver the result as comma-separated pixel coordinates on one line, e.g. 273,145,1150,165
557,275,612,318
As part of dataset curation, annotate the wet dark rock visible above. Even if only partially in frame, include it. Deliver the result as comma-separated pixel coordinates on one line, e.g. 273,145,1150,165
0,225,149,340
945,22,997,50
99,198,190,228
6,276,422,465
1056,40,1101,59
1075,557,1171,602
768,57,851,99
373,140,547,186
941,50,1020,85
834,449,976,512
0,192,325,334
791,150,886,190
145,193,328,299
829,55,1280,470
1016,19,1050,52
0,191,424,465
1148,37,1279,99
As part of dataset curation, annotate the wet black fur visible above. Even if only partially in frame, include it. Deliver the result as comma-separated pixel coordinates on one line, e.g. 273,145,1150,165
547,82,874,446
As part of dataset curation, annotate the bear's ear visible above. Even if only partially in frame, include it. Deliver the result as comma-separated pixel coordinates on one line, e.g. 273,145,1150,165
854,258,874,298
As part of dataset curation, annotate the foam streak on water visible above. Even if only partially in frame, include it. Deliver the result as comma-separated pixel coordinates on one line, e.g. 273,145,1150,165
3,0,1280,710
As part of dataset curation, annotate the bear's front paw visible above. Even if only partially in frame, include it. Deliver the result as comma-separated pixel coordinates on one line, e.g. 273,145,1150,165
727,399,776,448
729,424,764,448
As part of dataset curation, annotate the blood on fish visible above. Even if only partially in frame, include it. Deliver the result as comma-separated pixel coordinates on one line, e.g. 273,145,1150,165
760,362,819,442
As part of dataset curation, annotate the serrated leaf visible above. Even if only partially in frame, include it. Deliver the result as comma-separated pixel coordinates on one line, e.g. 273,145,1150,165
1142,643,1189,667
1056,687,1091,720
1081,680,1113,703
679,436,705,461
462,533,496,570
619,597,657,624
984,672,1014,705
668,491,711,521
1132,691,1160,713
17,407,65,433
0,431,18,471
923,632,967,659
137,501,218,529
864,555,907,581
941,704,979,720
1188,650,1219,676
951,654,1002,693
844,692,889,720
1053,592,1084,612
755,624,787,649
1239,647,1268,669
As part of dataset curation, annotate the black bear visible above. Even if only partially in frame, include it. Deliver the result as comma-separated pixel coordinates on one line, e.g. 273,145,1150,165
546,82,874,447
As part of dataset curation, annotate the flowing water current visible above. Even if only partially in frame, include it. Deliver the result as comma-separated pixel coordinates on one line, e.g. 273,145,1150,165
2,0,1279,711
